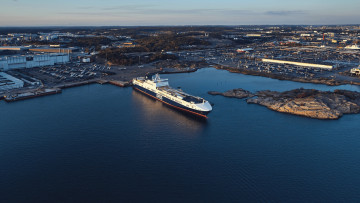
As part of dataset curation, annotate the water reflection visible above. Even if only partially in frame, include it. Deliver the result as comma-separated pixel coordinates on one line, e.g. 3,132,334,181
165,68,360,93
131,90,207,135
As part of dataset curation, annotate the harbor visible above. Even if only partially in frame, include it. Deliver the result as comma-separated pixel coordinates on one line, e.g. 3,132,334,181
2,0,360,201
0,79,132,102
4,88,62,102
2,68,360,202
0,62,202,102
2,25,360,104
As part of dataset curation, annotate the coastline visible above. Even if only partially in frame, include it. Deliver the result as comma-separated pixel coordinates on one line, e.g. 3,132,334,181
0,67,199,102
209,88,360,120
2,63,359,103
213,65,360,86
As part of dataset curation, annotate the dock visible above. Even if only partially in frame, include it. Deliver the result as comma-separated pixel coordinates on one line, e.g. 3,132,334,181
4,88,62,102
97,80,109,85
108,80,131,87
96,79,131,87
2,79,132,103
55,80,98,89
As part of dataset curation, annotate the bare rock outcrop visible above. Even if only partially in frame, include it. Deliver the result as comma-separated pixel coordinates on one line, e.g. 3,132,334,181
209,88,360,120
248,89,360,119
208,88,254,99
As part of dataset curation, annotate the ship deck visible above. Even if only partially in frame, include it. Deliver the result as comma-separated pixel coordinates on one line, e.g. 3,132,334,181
157,86,203,103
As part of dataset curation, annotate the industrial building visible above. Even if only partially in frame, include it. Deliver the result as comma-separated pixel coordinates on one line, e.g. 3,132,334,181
0,46,30,51
262,59,334,70
0,53,70,71
350,66,360,75
0,72,24,91
29,47,76,53
237,48,253,53
0,46,77,53
246,34,263,37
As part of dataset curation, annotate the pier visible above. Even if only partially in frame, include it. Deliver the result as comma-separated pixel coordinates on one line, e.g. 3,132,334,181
4,88,62,102
1,78,132,103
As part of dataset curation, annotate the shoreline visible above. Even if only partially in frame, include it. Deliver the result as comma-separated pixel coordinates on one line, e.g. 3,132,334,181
3,63,359,103
0,67,199,103
209,88,360,120
214,65,360,86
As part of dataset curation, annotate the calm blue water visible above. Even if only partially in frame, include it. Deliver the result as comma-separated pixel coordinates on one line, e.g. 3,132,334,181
1,68,360,202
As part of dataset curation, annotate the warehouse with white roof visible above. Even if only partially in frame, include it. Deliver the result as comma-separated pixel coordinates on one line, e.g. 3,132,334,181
0,72,24,91
0,53,69,71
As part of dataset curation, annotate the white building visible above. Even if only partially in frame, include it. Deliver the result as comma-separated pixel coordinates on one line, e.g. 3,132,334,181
0,72,24,91
0,54,70,71
237,48,254,53
82,58,91,63
262,59,334,70
350,66,360,75
0,46,29,51
246,34,263,37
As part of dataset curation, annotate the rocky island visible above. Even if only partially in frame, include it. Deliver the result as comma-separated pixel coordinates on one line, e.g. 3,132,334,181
208,88,254,99
209,88,360,120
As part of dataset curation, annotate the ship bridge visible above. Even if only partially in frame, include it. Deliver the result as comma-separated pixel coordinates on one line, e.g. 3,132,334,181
153,74,169,87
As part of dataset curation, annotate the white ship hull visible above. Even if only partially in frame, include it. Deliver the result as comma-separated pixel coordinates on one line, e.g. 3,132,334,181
133,74,212,118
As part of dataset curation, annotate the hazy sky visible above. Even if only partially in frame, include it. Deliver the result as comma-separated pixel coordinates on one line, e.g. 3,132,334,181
1,0,359,26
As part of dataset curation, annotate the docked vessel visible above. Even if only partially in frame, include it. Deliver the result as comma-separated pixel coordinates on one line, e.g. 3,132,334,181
132,74,212,118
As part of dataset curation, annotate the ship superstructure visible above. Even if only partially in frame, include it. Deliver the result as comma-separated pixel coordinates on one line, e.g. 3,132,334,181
132,74,212,117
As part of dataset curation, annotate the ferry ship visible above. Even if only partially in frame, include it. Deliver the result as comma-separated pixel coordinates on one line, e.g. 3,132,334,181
132,74,212,118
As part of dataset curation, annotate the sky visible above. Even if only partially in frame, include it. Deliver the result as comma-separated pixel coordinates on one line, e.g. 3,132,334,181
0,0,359,26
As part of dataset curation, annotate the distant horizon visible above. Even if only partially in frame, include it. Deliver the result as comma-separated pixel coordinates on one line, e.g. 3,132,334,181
0,24,360,28
1,0,360,26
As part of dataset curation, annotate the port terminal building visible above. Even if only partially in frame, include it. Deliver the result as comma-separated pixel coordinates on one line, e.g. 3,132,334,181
262,59,334,70
0,46,29,51
0,72,24,91
0,46,77,53
0,53,70,71
350,66,360,75
29,47,76,53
